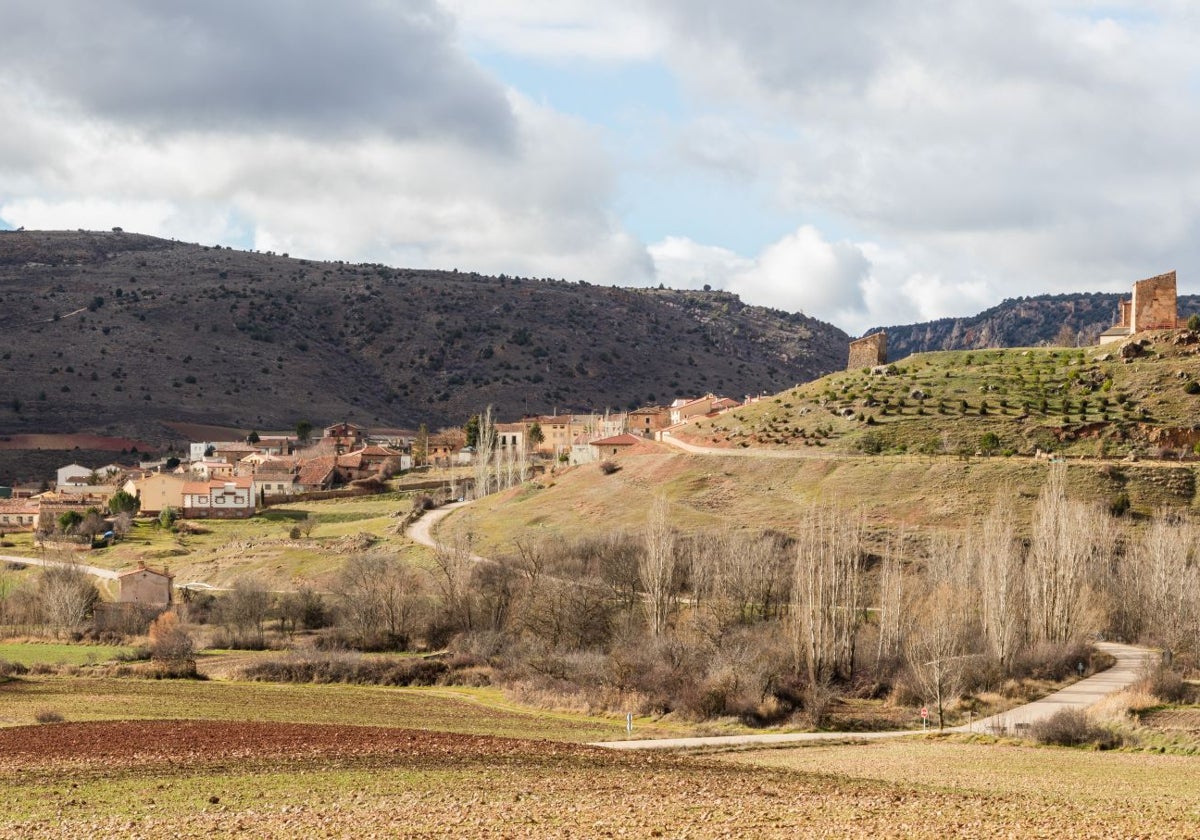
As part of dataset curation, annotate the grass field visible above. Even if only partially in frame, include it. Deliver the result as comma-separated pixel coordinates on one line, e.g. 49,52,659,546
0,675,683,742
0,642,132,666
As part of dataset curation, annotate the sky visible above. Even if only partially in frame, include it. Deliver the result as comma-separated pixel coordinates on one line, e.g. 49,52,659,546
2,1,1199,335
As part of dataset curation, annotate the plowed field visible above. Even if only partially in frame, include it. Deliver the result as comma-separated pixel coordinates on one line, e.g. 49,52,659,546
3,721,1200,838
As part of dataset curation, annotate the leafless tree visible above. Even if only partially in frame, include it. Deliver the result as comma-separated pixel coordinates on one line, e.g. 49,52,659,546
1028,465,1113,644
906,582,970,729
875,529,906,672
1127,511,1199,659
334,553,421,648
37,561,98,636
639,497,678,636
976,497,1025,669
218,577,271,648
472,406,497,500
792,504,863,686
432,533,477,634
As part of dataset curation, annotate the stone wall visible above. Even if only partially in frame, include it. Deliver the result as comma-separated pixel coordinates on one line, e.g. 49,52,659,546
1132,271,1180,331
847,332,887,370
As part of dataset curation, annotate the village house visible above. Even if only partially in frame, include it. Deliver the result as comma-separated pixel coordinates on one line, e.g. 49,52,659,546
55,463,93,488
125,472,187,516
495,422,526,452
629,405,669,438
117,562,174,607
296,456,338,492
1099,271,1185,344
669,395,718,426
181,477,255,519
251,464,300,499
0,498,39,532
212,442,260,466
188,458,235,481
323,422,368,453
589,433,643,460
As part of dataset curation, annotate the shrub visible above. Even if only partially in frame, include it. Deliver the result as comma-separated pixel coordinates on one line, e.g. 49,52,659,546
34,708,64,724
1135,666,1190,704
598,460,620,475
1029,708,1119,748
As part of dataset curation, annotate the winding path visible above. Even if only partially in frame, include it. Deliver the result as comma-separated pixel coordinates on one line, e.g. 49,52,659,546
0,552,118,580
592,642,1156,750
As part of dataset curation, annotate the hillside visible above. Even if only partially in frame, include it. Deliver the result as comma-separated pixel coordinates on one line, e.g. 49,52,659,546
0,230,849,445
680,333,1200,460
875,292,1200,358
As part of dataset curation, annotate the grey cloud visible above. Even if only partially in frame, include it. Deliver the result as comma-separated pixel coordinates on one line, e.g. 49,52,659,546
1,0,515,147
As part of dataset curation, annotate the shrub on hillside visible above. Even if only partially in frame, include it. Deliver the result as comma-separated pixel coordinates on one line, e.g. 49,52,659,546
598,460,620,475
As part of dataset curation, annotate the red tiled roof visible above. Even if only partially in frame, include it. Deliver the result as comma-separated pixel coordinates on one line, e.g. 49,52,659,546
118,564,173,579
590,434,642,447
297,456,337,488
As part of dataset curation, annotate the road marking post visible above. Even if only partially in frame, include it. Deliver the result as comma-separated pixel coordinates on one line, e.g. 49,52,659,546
626,713,633,735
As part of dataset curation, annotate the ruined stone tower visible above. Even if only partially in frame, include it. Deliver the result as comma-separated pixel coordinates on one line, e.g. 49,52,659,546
847,332,887,370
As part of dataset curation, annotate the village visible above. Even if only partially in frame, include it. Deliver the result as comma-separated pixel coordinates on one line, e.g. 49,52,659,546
0,394,755,541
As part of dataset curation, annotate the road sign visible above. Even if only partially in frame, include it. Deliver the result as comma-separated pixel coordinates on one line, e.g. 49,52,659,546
920,706,929,719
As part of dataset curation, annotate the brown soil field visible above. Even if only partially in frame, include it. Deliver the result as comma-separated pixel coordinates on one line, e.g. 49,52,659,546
0,433,154,452
3,721,1199,838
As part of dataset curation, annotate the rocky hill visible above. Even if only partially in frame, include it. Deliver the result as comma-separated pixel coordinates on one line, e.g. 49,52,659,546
0,230,849,444
874,292,1200,359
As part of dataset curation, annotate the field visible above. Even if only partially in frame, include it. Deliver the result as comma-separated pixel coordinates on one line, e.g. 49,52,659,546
0,674,681,742
4,720,1200,837
0,642,132,666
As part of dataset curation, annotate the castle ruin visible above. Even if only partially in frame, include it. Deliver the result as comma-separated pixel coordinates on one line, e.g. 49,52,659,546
1099,271,1183,344
847,332,887,370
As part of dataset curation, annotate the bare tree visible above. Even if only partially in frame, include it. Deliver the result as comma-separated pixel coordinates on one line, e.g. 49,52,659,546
218,577,271,648
472,406,497,500
431,533,477,635
1128,511,1199,659
37,562,98,636
1028,466,1113,644
639,497,678,636
875,530,906,672
334,553,421,649
976,497,1025,669
906,582,969,729
792,505,863,686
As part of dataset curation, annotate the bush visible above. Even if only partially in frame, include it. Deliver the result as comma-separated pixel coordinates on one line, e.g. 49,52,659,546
1135,666,1190,704
1028,708,1119,748
33,708,64,724
240,652,468,687
598,460,620,475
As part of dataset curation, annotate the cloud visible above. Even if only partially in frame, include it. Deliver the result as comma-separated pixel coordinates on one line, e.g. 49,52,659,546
0,0,515,147
650,226,872,328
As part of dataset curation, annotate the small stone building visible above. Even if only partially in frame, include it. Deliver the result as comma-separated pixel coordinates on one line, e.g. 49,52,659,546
118,563,174,607
847,332,887,370
1099,271,1184,344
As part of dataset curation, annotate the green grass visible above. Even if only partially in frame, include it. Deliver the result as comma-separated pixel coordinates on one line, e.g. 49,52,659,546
0,642,132,666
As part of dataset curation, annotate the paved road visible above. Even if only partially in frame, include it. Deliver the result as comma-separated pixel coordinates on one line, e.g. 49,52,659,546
593,641,1156,750
0,552,119,580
